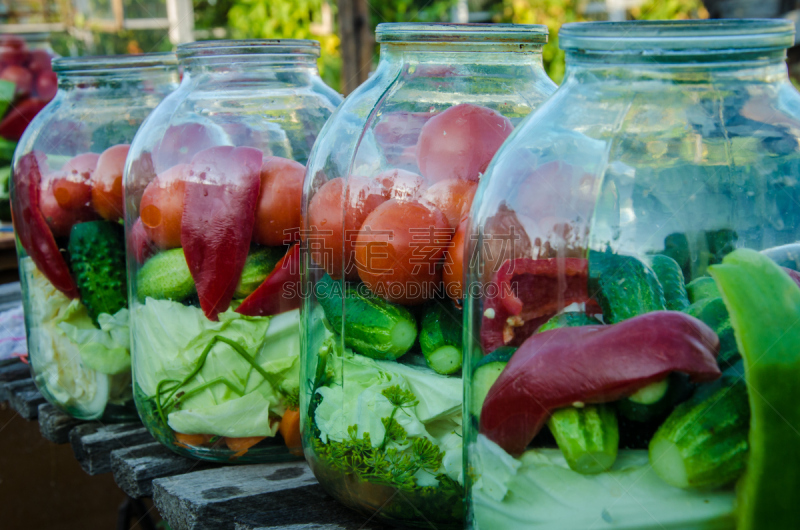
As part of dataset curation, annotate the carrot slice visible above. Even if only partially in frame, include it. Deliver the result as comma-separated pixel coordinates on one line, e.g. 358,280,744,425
174,432,211,448
225,436,266,459
279,408,303,456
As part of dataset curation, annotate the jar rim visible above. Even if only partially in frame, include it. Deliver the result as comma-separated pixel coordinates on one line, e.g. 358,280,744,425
559,19,794,54
376,23,548,44
53,52,177,73
177,39,321,60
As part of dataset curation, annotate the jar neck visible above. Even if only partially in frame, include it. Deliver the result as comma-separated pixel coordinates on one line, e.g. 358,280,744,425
379,42,545,67
562,52,790,86
58,67,177,91
182,54,319,75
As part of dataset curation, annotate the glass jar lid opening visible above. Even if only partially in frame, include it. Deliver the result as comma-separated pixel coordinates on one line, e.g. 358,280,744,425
560,19,794,56
376,23,548,44
177,39,321,62
53,52,177,74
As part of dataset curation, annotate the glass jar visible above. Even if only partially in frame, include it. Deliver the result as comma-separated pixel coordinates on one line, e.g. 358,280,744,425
465,20,800,529
300,23,555,528
1,33,58,220
11,53,178,421
126,40,342,463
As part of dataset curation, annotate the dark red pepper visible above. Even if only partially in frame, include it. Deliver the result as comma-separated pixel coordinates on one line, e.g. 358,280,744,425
129,217,155,264
11,152,78,298
480,257,599,352
480,311,721,456
236,243,301,317
782,267,800,290
0,98,47,141
181,146,262,321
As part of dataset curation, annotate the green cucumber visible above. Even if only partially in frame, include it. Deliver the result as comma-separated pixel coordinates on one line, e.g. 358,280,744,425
234,246,285,298
617,373,693,422
686,276,720,303
649,367,749,490
419,301,463,375
317,274,417,361
472,346,516,416
68,221,127,324
136,248,195,302
537,312,600,333
588,250,666,324
547,404,619,474
649,254,689,311
684,296,739,368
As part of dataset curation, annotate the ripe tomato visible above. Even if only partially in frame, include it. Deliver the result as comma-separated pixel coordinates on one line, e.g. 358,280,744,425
252,156,305,246
39,177,97,238
416,103,513,183
375,168,427,201
34,70,57,101
0,65,33,98
91,144,129,221
27,50,52,75
306,176,386,279
129,217,155,264
355,199,450,305
443,217,468,301
139,164,188,249
422,178,477,229
52,152,99,213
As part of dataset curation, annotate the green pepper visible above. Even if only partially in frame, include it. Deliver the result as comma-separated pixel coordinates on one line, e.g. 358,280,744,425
709,249,800,530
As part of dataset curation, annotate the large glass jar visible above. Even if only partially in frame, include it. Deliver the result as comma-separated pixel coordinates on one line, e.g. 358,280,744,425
300,23,555,528
11,53,178,421
465,20,800,529
1,33,58,220
126,40,342,463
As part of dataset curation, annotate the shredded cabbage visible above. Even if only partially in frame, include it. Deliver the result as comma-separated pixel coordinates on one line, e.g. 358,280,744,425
132,298,300,437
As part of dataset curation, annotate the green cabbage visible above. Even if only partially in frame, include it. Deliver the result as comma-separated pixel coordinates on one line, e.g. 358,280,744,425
132,298,300,438
313,337,463,484
471,435,736,530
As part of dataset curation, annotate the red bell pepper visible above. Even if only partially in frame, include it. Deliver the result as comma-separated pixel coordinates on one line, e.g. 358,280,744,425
480,257,599,352
181,146,262,321
11,152,78,298
0,98,47,141
236,243,301,317
782,267,800,289
480,310,721,456
129,217,155,264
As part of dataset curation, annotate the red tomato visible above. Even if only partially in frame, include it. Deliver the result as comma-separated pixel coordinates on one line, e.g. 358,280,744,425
252,156,305,246
92,144,129,221
129,217,156,264
422,178,477,229
416,103,513,183
27,50,51,75
443,217,468,301
0,65,33,98
375,168,427,201
306,176,387,279
39,178,98,238
52,153,99,213
355,199,450,305
139,164,188,249
373,111,433,169
152,123,219,174
34,70,57,101
0,37,27,66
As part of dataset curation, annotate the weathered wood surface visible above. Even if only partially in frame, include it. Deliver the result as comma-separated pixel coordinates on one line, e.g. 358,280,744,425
0,360,30,402
153,462,392,530
111,442,215,499
5,377,45,419
38,402,85,444
69,422,153,475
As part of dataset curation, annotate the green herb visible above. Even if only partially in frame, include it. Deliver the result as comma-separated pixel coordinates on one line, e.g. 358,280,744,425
152,334,288,426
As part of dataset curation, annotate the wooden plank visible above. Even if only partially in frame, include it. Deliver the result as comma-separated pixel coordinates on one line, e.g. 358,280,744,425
0,360,30,384
111,442,215,499
38,402,85,444
6,378,45,419
70,422,153,475
153,462,389,530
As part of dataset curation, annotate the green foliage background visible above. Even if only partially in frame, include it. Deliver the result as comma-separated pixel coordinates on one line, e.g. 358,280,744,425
47,0,709,91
